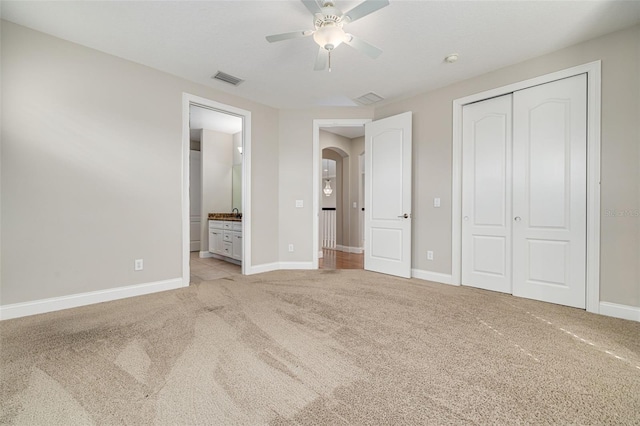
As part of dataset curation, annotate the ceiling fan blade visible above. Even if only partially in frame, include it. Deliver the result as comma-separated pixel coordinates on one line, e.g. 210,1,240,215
301,0,322,15
266,30,313,43
314,48,329,71
343,34,382,59
343,0,390,23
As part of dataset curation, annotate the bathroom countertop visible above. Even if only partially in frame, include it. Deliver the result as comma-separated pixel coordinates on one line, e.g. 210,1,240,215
208,213,242,222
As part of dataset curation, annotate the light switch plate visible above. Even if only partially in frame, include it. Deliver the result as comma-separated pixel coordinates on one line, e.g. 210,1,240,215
295,200,303,208
434,198,441,208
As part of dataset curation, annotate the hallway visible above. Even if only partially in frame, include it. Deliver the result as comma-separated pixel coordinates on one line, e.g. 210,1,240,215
319,249,364,270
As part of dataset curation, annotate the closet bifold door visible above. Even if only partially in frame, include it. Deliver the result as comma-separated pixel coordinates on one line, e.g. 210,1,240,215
512,74,587,309
461,94,513,293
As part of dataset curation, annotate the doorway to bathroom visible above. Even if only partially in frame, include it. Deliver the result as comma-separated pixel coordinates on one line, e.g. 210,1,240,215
182,93,251,283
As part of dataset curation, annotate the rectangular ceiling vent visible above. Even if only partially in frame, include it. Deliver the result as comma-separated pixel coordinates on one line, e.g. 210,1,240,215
354,92,384,105
212,71,244,86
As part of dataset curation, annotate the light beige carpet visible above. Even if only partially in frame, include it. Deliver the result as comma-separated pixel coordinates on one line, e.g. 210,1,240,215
2,270,640,425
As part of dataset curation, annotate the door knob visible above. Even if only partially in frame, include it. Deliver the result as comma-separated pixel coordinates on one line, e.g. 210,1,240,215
464,216,469,221
398,213,409,218
514,216,522,222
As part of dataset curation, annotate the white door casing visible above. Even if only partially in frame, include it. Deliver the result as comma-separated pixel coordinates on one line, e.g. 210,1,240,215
452,61,600,313
462,95,513,293
364,112,412,278
182,93,251,279
460,75,587,309
512,74,587,308
312,119,372,268
189,150,202,252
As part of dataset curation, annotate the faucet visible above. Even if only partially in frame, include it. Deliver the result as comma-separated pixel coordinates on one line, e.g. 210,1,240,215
232,207,240,218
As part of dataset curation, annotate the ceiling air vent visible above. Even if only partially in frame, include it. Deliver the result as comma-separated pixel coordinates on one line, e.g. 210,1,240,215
354,92,384,105
212,71,244,86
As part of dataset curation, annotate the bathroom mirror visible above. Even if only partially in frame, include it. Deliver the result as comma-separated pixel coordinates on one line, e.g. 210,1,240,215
232,164,242,213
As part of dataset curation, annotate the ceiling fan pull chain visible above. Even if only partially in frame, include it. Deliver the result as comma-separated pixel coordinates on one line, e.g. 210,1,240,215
329,50,332,72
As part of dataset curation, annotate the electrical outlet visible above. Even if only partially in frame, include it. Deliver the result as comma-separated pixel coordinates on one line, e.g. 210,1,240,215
353,202,357,208
134,259,144,271
295,200,303,208
288,244,294,252
427,251,434,261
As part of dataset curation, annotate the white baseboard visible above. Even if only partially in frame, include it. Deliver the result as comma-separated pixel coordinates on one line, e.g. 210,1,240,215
246,261,314,275
335,245,364,254
411,269,456,286
278,262,314,270
246,262,280,275
199,251,214,258
0,278,185,321
599,301,640,322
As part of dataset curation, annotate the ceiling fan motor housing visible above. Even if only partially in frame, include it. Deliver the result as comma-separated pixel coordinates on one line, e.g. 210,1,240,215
313,3,346,51
265,0,389,70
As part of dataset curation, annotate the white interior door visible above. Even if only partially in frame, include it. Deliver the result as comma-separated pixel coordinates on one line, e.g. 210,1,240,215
512,74,587,308
462,94,513,293
364,112,412,278
189,150,202,252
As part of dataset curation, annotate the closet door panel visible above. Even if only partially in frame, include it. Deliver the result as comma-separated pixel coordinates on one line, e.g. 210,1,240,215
461,94,512,293
512,74,587,309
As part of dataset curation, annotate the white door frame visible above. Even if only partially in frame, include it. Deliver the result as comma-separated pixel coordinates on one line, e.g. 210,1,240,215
451,61,601,313
312,119,371,269
182,93,252,282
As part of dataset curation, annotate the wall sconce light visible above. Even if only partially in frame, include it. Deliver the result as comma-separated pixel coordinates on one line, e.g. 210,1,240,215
323,179,333,196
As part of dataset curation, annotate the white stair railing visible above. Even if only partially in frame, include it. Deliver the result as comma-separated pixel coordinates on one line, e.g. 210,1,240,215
321,209,337,249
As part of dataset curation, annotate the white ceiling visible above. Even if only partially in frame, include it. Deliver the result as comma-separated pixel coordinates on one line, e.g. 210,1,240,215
189,105,243,142
323,126,365,139
190,105,243,134
3,1,640,110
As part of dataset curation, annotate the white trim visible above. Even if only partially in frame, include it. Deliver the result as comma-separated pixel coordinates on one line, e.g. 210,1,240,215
246,262,280,275
599,302,640,322
0,278,184,320
199,251,214,258
182,94,252,280
181,95,191,287
246,262,315,274
279,262,314,270
585,64,602,314
335,245,364,254
451,61,601,314
411,269,456,286
313,119,372,270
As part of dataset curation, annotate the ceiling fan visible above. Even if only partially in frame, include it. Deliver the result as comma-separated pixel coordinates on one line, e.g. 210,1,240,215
266,0,390,71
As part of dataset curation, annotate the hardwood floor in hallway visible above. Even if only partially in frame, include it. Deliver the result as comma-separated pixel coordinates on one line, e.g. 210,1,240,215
319,249,364,270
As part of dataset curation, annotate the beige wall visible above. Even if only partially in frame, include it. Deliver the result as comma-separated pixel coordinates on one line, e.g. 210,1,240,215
2,19,638,311
278,108,373,263
375,24,640,307
1,21,279,305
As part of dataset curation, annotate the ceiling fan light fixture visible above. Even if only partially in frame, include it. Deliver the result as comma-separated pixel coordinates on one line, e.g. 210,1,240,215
313,22,345,51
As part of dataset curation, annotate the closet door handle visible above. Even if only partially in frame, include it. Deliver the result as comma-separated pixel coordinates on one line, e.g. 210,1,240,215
514,216,522,222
